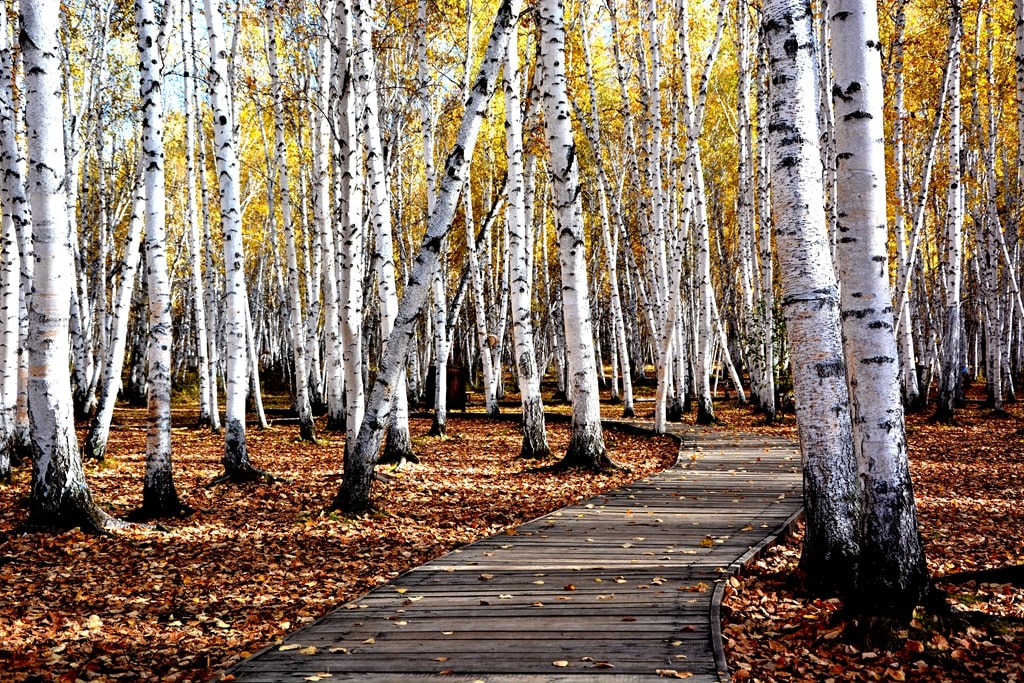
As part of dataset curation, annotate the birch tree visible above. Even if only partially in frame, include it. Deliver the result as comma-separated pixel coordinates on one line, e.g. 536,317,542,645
184,0,214,429
830,0,928,616
351,0,417,465
135,0,183,516
0,0,25,479
537,0,615,470
204,0,262,481
934,0,963,423
762,0,860,590
332,0,519,514
23,0,117,531
505,20,549,459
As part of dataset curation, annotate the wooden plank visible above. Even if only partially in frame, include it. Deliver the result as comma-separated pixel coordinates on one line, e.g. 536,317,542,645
223,427,802,683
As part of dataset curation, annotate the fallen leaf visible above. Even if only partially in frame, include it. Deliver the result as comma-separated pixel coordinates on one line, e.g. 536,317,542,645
552,660,569,667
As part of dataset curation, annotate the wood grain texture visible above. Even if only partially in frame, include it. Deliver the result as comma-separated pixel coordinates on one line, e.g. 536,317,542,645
224,427,802,683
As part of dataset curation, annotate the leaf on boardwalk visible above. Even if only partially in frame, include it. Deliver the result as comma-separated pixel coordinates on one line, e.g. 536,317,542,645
552,660,569,667
656,669,693,678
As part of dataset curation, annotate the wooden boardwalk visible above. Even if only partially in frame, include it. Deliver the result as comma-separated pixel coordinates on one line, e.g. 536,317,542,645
224,428,803,683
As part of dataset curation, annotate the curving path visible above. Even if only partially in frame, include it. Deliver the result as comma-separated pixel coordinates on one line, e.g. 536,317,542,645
223,426,803,683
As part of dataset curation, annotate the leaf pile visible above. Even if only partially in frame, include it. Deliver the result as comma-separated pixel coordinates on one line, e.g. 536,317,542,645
718,398,1024,682
0,410,678,681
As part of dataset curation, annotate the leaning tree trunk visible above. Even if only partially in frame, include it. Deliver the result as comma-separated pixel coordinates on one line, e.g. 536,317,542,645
23,0,117,532
204,0,260,480
135,0,182,517
332,0,519,515
762,0,861,594
830,0,928,617
537,0,614,470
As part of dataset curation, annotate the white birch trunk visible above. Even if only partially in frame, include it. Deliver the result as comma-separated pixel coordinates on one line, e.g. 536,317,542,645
538,0,612,469
352,0,415,463
505,23,549,459
136,0,181,516
831,0,927,614
756,45,777,419
23,0,114,531
204,0,257,478
85,163,144,462
0,0,25,477
333,0,365,450
579,2,634,418
183,0,213,428
762,0,860,589
889,0,922,410
935,4,963,422
333,0,519,514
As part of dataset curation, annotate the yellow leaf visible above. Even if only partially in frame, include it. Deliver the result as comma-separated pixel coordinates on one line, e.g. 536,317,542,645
552,660,569,667
86,615,103,630
279,644,301,651
299,646,318,655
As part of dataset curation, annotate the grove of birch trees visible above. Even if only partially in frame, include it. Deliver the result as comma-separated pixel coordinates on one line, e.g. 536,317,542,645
1,0,1022,619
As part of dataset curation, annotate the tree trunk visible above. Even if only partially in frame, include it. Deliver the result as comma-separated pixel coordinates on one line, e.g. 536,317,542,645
831,0,928,617
505,23,549,460
135,0,182,517
265,2,315,443
23,0,116,532
204,0,259,480
537,0,613,470
762,0,861,592
0,0,25,479
332,0,519,514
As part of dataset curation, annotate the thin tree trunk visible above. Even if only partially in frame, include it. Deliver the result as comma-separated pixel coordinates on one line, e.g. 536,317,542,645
265,1,315,442
505,22,549,460
135,0,182,517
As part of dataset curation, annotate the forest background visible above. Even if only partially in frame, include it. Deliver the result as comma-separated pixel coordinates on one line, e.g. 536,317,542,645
0,0,1022,678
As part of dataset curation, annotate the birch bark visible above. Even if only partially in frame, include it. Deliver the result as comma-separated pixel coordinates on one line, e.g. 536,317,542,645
0,0,25,478
762,0,860,590
831,0,927,615
538,0,614,469
352,0,416,464
265,2,316,443
934,2,963,423
505,22,549,459
136,0,182,516
204,0,260,479
23,0,116,531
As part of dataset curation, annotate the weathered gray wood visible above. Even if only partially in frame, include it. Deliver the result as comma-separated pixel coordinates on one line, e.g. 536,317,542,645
223,426,802,682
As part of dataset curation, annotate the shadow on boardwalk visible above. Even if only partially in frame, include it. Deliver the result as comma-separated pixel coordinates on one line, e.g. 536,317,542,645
224,426,803,683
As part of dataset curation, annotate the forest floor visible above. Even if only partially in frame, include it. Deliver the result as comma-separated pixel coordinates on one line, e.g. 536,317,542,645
0,383,1021,682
